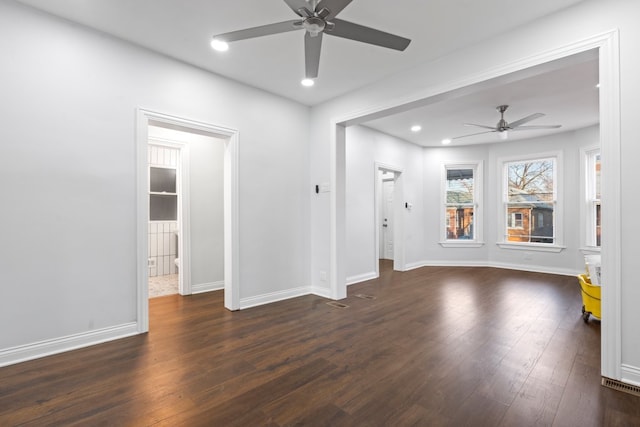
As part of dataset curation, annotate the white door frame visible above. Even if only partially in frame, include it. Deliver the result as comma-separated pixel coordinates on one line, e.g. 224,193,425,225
374,162,405,278
136,109,240,333
331,31,621,379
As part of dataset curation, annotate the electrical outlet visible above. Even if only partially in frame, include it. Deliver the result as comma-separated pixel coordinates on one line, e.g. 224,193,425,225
319,270,327,281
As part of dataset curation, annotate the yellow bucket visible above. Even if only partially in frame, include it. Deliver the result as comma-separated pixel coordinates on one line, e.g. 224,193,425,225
578,274,601,322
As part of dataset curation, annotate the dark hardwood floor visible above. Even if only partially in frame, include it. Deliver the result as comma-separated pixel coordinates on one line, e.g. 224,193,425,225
2,262,639,426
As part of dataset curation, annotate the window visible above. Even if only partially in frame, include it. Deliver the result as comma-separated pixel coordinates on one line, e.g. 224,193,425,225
149,166,178,221
441,162,483,247
500,155,561,249
509,212,523,229
585,149,601,247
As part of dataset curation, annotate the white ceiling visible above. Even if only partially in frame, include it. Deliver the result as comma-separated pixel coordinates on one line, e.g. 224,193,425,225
17,0,597,146
364,54,600,147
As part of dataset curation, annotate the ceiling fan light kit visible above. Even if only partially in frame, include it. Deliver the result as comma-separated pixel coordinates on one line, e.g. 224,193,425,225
449,104,562,142
211,0,411,80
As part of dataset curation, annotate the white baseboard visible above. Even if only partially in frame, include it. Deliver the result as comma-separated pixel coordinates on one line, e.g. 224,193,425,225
621,364,640,386
404,261,428,271
192,280,224,294
0,322,139,368
347,271,378,286
401,260,580,277
418,260,488,268
487,261,580,277
310,286,333,299
239,286,310,310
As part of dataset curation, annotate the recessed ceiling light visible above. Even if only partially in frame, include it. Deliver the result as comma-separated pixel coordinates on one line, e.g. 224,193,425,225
410,125,422,132
301,78,315,87
441,138,452,145
211,39,229,52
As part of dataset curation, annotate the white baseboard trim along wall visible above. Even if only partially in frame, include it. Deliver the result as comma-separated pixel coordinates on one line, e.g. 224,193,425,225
310,286,333,300
347,271,378,286
192,281,225,294
0,323,138,368
346,260,582,286
621,365,640,387
239,286,310,310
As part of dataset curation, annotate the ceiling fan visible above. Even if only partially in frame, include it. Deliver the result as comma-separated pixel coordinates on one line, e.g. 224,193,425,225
211,0,411,80
452,105,562,141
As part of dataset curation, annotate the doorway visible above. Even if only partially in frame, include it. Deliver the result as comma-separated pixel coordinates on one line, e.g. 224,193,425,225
136,110,240,333
380,173,395,261
148,140,183,298
332,34,620,380
374,163,405,278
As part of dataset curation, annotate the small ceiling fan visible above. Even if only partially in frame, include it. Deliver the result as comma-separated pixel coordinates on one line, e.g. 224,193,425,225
211,0,411,80
452,105,562,141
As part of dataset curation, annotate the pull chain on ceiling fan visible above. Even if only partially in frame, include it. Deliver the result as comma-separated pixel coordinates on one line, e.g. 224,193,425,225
211,0,411,80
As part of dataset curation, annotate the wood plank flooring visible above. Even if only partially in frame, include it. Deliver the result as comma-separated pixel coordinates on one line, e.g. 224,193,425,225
2,262,640,426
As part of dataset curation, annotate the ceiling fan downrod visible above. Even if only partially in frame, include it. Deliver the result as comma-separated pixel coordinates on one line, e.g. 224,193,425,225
497,105,509,131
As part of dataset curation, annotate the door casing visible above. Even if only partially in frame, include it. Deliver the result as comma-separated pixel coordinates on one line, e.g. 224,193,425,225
136,109,240,333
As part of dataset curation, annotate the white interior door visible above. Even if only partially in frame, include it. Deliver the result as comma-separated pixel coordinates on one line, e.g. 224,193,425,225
381,179,395,260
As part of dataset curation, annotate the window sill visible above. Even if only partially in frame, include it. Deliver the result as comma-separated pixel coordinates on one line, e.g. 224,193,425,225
496,242,565,253
439,241,485,248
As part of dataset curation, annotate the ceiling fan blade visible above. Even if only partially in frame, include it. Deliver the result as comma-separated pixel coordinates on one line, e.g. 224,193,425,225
213,20,301,43
463,123,496,130
305,32,323,79
452,130,495,140
508,113,545,128
283,0,313,17
326,19,411,51
317,0,353,19
511,125,562,131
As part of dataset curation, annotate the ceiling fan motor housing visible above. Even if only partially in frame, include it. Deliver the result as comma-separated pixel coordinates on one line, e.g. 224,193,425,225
497,119,509,131
303,16,327,35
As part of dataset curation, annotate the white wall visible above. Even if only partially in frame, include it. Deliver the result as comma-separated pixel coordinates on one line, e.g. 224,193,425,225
0,1,309,360
189,135,225,289
310,0,640,380
345,125,424,281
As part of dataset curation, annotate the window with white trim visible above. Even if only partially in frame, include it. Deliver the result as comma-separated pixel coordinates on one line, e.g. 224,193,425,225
585,149,601,247
502,156,558,246
441,162,483,246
